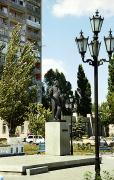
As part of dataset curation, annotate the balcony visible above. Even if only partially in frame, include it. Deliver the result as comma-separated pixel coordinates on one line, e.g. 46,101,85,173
26,4,40,17
0,9,8,18
10,14,24,23
27,0,41,6
27,31,40,41
0,0,8,5
26,19,40,29
0,22,8,28
10,1,25,12
0,29,8,37
34,68,41,75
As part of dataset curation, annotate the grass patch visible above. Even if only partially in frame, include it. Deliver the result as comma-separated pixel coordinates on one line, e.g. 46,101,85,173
73,143,95,155
24,143,38,155
73,143,114,155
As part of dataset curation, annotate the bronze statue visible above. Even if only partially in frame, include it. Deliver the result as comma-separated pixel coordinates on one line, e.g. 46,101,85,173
49,80,63,121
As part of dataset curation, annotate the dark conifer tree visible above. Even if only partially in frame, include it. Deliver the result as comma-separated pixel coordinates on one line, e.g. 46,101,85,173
75,64,92,117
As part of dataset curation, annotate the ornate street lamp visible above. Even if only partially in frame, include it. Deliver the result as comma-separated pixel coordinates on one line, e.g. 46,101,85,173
75,10,114,179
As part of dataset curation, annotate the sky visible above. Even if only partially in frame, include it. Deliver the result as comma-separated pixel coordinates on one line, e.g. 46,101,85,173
42,0,114,104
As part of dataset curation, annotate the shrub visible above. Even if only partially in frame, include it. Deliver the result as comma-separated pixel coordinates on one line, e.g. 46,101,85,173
0,138,7,145
83,170,114,180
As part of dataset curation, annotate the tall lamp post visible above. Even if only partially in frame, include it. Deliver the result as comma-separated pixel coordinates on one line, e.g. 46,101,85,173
65,95,74,155
75,10,114,178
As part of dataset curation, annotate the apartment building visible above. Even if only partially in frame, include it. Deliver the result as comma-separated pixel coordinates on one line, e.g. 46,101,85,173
0,0,42,138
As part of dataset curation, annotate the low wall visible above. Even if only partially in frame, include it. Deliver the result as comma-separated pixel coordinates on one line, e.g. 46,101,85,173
0,144,24,156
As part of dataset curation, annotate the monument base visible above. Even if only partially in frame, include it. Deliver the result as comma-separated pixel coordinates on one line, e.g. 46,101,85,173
45,121,70,156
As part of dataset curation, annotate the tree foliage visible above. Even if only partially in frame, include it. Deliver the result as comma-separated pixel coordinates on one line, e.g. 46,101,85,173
99,101,110,125
44,68,72,94
107,54,114,122
0,25,37,135
107,92,114,123
75,64,92,117
28,103,51,137
108,54,114,93
75,116,87,138
43,68,73,115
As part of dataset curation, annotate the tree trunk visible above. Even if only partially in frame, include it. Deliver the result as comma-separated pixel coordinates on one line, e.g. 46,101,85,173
8,123,16,137
105,125,109,137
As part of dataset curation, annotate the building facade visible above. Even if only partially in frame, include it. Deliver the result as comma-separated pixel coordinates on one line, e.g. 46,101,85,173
0,0,42,138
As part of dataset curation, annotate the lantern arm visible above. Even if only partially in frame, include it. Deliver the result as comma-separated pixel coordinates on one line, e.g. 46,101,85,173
100,58,109,62
97,58,109,66
82,58,94,66
99,59,109,65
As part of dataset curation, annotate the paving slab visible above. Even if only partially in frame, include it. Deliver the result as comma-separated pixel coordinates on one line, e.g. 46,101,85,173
0,154,96,175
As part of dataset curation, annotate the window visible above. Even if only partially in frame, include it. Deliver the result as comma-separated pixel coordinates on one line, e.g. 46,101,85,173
38,136,42,139
19,1,23,6
3,7,8,14
28,16,31,20
16,147,18,153
0,18,3,25
11,148,13,154
2,122,7,134
35,73,41,80
21,147,23,152
28,135,33,139
21,124,24,133
35,136,38,138
35,62,40,68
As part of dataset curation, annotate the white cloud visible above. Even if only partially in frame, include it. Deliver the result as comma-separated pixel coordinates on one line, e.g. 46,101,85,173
42,58,66,79
52,0,114,17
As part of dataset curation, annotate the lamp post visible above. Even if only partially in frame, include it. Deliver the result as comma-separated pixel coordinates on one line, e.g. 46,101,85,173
75,10,114,178
65,95,74,155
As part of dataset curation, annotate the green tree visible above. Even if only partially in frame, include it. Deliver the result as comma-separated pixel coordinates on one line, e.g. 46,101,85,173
28,103,51,137
0,25,37,135
75,64,92,117
44,69,72,95
99,102,110,125
107,54,114,122
99,101,110,136
44,68,56,87
107,92,114,123
75,116,87,138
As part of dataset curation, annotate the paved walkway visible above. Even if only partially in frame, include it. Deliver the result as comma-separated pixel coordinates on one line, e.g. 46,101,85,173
0,154,95,174
0,154,114,180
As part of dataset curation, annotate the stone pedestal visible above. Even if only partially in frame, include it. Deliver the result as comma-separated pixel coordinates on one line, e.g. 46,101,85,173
45,121,70,156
